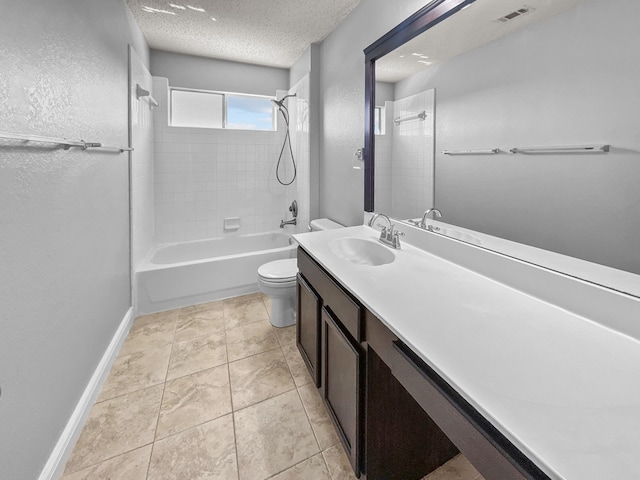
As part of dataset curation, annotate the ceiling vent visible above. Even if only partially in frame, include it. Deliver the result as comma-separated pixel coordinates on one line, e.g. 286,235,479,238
495,6,535,23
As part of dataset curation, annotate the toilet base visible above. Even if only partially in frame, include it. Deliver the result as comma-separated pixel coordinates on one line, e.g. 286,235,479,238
269,294,296,328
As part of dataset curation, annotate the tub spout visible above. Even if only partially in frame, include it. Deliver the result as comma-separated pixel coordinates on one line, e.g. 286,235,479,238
280,218,297,228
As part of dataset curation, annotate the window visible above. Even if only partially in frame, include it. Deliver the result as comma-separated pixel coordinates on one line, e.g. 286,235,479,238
171,89,223,128
169,87,275,131
374,106,386,135
227,95,274,130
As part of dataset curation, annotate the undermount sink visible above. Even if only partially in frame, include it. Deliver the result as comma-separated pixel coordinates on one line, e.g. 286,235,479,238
328,237,395,266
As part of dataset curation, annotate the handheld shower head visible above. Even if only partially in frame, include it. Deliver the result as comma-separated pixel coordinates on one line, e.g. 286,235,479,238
271,93,296,109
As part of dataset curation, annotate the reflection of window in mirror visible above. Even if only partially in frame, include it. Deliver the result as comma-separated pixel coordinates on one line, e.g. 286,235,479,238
374,106,385,135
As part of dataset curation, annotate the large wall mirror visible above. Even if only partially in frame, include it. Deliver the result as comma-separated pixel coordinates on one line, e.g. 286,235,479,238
364,0,640,297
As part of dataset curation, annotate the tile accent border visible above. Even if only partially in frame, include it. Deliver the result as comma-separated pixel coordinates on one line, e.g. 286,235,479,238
38,307,135,480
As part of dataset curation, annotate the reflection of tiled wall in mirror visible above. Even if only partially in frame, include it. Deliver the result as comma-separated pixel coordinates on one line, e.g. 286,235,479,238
391,89,435,220
374,100,393,214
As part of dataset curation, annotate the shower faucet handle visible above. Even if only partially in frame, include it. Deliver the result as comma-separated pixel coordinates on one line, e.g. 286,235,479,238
289,200,298,218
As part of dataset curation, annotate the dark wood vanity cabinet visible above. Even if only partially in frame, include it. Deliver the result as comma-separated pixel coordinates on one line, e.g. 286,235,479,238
321,306,363,472
296,273,321,386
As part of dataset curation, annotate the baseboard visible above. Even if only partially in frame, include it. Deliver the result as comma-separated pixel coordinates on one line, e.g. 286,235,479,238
38,307,135,480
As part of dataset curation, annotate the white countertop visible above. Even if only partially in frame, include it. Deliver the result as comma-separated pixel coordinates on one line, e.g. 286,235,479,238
293,225,640,480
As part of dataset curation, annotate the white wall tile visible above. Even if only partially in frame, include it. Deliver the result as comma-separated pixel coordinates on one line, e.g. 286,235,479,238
152,77,307,243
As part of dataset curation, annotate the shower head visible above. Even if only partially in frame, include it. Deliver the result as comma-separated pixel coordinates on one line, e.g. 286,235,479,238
271,93,297,109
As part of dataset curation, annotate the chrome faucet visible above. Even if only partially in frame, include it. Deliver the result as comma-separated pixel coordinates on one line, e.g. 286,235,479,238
420,208,442,231
280,200,298,228
280,218,297,228
368,213,404,249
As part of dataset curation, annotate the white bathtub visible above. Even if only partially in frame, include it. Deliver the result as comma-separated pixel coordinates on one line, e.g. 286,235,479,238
136,231,297,314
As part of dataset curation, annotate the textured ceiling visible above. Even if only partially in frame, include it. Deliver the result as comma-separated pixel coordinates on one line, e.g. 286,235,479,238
377,0,588,83
126,0,361,68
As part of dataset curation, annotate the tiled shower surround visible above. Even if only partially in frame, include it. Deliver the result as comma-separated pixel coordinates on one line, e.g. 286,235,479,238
152,77,299,244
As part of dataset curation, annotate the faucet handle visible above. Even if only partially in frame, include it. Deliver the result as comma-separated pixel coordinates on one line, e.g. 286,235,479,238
378,225,387,234
391,230,405,248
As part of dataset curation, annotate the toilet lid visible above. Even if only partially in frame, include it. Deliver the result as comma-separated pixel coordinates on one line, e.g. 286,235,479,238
258,258,298,282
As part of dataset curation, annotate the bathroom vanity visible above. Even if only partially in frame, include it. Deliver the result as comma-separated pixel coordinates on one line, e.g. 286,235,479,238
293,225,640,480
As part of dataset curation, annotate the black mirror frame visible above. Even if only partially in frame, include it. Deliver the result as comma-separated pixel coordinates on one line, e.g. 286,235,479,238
363,0,476,212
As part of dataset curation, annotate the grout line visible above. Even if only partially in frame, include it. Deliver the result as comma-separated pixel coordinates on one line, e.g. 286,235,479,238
229,362,242,480
227,344,282,366
63,443,155,478
321,448,336,480
280,344,298,389
319,447,337,480
94,379,168,405
145,314,180,479
225,292,249,480
263,453,324,479
144,443,154,480
150,316,178,442
294,383,322,453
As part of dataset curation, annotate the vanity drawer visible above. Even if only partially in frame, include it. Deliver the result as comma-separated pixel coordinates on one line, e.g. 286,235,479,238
365,310,548,480
298,248,363,342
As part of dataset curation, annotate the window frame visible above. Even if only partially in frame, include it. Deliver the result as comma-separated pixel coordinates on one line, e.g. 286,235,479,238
168,86,277,131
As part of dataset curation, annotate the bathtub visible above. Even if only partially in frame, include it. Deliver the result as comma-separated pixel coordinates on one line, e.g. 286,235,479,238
136,231,297,315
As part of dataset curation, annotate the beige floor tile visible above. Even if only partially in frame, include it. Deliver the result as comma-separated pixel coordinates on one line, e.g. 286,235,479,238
298,384,340,450
97,345,172,402
234,390,319,480
269,454,331,480
119,310,177,357
148,414,238,480
178,299,225,316
273,324,296,346
422,454,485,480
322,445,357,480
226,320,279,362
156,365,232,439
60,444,152,480
63,385,163,475
175,307,225,343
224,294,270,329
167,332,227,381
229,348,295,410
281,342,313,388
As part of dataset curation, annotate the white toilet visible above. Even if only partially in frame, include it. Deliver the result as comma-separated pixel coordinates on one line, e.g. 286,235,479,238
258,218,343,327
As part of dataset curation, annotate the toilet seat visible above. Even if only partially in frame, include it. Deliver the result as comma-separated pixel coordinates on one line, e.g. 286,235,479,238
258,258,298,284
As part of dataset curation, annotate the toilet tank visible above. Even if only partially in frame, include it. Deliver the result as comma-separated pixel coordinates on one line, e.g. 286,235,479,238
309,218,343,231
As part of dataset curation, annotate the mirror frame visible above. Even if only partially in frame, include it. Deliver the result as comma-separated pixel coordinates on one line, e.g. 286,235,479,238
363,0,476,211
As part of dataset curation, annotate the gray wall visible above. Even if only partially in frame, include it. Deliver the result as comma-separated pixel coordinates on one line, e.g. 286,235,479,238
318,0,428,226
375,82,394,105
150,49,289,95
0,0,148,478
394,0,640,274
289,46,311,87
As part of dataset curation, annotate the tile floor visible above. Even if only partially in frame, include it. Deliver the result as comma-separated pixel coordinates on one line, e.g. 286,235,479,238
61,292,483,480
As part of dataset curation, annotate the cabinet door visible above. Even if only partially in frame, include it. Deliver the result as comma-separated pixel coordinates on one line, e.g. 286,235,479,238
296,273,321,386
321,306,362,475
